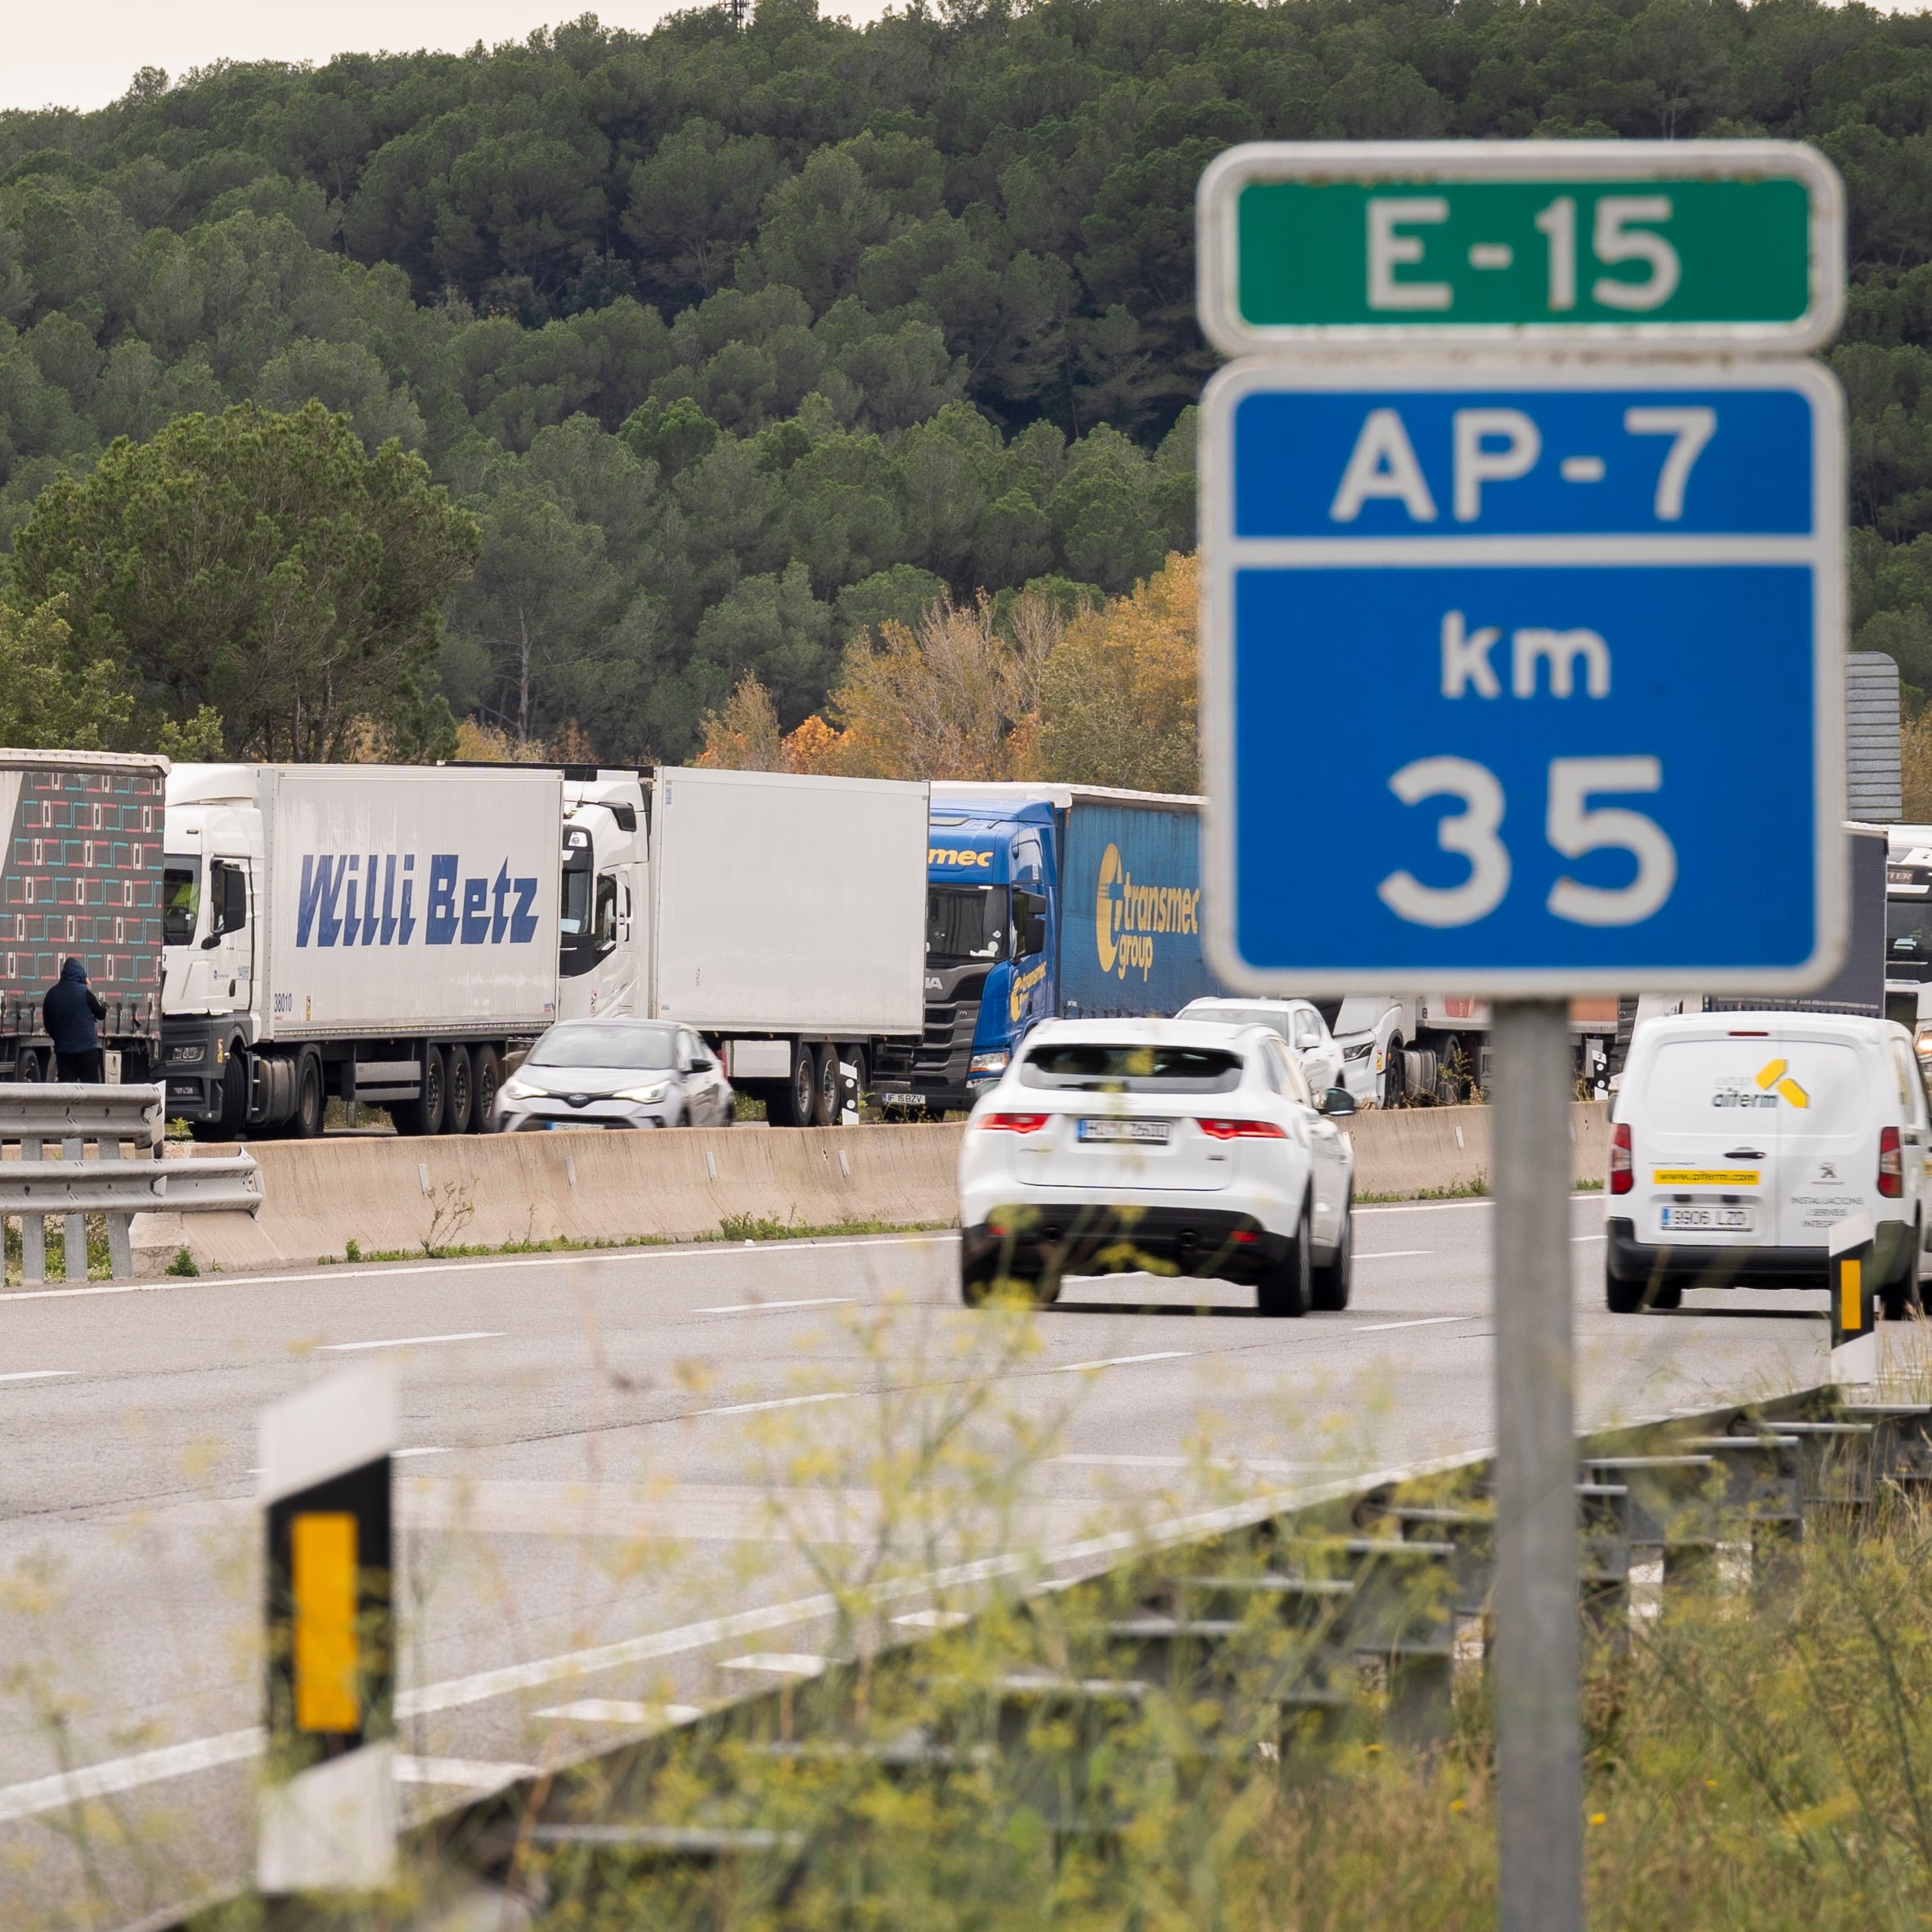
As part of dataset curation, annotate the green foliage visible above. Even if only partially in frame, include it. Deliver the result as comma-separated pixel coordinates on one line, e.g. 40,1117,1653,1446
164,1245,198,1278
8,401,479,758
6,2,1932,751
0,594,132,748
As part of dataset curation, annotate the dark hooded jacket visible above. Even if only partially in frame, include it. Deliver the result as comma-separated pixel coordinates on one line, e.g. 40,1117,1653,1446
43,958,106,1054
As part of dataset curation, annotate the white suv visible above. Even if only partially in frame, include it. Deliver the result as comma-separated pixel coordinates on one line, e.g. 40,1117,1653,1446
958,1018,1356,1315
1174,997,1346,1097
1606,1011,1931,1314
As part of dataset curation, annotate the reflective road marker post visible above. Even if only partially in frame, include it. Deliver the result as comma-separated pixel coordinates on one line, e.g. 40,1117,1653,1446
1828,1212,1879,1385
1197,141,1848,1932
258,1364,398,1894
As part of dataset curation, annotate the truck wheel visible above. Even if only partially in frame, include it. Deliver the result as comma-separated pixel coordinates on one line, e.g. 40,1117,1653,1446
769,1046,815,1127
811,1045,842,1126
13,1049,41,1082
290,1054,325,1140
443,1046,474,1135
1256,1214,1310,1317
217,1050,249,1137
470,1048,501,1132
397,1046,447,1137
1382,1039,1405,1108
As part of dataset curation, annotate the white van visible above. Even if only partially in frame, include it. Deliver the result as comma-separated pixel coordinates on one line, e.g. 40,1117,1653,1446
1606,1012,1931,1314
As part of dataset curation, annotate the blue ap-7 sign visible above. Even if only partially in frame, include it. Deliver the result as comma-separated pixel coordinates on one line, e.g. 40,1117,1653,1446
1202,362,1845,994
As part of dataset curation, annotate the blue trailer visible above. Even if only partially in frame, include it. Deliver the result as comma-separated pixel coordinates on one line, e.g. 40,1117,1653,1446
875,783,1226,1115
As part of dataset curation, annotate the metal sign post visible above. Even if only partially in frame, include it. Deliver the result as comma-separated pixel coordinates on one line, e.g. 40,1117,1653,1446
1197,141,1847,1932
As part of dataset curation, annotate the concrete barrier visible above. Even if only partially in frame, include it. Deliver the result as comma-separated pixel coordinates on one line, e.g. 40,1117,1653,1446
134,1101,1611,1278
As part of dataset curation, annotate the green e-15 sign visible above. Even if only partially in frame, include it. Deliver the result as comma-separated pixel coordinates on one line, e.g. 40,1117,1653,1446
1197,141,1842,354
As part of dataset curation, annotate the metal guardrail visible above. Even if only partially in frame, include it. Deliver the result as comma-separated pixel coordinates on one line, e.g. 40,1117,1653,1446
164,1377,1932,1929
0,1083,262,1283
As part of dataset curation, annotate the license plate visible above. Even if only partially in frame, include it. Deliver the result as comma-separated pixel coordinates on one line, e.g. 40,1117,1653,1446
1659,1204,1755,1232
887,1094,926,1108
1077,1117,1170,1143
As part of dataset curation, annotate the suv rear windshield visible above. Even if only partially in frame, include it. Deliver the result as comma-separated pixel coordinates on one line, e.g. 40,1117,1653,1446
1020,1043,1243,1093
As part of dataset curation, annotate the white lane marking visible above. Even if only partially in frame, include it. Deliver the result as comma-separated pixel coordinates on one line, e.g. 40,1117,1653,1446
1357,1250,1430,1260
1572,1234,1606,1242
694,1297,854,1315
0,1232,956,1303
394,1755,536,1788
0,1370,73,1382
696,1391,847,1418
538,1700,704,1727
395,1446,452,1458
721,1653,827,1677
1356,1193,1600,1215
1350,1314,1470,1333
321,1331,505,1353
1050,1351,1191,1375
0,1434,1520,1805
0,1727,263,1822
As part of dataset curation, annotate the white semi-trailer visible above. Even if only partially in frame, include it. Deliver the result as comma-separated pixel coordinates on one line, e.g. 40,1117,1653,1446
160,764,568,1135
161,762,928,1134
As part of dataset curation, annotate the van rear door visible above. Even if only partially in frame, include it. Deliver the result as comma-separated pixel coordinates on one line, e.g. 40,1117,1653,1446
1636,1032,1786,1251
1766,1035,1873,1248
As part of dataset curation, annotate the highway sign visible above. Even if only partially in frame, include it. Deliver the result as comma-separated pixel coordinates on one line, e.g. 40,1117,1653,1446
1197,142,1843,354
1200,360,1846,995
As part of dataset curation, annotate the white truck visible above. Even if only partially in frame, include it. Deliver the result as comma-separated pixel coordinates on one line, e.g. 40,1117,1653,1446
161,764,568,1135
1323,994,1622,1105
557,764,930,1126
161,762,928,1135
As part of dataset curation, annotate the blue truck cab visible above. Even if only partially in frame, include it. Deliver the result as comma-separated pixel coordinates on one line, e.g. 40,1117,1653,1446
876,783,1224,1115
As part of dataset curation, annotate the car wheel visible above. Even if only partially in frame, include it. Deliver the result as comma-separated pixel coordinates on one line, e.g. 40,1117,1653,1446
1257,1211,1310,1317
1605,1266,1663,1314
1310,1194,1353,1311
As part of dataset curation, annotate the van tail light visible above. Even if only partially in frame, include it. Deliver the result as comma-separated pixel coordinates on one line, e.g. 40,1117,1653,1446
1880,1125,1904,1198
1609,1123,1633,1195
982,1112,1049,1134
1197,1118,1288,1140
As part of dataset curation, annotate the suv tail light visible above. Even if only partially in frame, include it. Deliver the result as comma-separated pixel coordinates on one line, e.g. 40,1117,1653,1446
1197,1118,1288,1140
982,1112,1049,1134
1880,1125,1904,1197
1610,1122,1633,1195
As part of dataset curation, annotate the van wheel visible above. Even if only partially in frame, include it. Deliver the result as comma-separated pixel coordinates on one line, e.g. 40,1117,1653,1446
1310,1196,1353,1311
1257,1213,1310,1317
1606,1268,1646,1314
1882,1234,1923,1322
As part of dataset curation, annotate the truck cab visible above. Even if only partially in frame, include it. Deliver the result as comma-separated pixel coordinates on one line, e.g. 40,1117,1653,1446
898,797,1054,1114
557,771,649,1022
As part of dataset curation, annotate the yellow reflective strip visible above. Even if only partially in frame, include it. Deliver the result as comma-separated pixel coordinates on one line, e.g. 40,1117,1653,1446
292,1512,359,1733
1839,1258,1862,1336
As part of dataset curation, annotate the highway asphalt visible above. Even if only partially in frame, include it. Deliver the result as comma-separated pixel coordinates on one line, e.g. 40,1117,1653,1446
0,1195,1840,1926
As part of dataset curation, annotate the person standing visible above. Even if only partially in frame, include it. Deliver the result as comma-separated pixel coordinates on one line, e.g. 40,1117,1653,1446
43,957,106,1083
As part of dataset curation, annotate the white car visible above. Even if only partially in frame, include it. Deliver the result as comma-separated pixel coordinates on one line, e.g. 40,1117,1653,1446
958,1018,1357,1315
495,1020,735,1131
1175,997,1346,1098
1606,1010,1931,1314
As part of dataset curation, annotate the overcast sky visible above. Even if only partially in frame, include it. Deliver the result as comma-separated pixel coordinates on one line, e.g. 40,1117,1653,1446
0,2,900,115
5,0,1927,118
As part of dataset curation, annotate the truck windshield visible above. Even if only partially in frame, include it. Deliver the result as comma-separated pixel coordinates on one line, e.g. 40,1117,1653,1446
1888,896,1932,982
560,865,591,937
928,885,1004,963
163,860,200,946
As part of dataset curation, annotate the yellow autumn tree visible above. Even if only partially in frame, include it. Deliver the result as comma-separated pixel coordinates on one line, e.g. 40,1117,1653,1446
829,591,1062,780
1036,551,1198,793
694,676,787,770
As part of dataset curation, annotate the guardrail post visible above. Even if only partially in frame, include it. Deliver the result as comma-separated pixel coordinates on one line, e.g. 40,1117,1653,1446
1489,1000,1583,1932
258,1364,398,1895
60,1134,86,1283
19,1132,45,1283
98,1137,133,1278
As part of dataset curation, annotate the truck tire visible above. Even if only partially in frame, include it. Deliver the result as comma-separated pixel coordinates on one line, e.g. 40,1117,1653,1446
217,1049,249,1138
1382,1039,1405,1108
396,1045,447,1137
769,1045,815,1127
470,1047,501,1132
443,1045,474,1135
811,1044,842,1126
13,1049,41,1082
290,1054,325,1140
